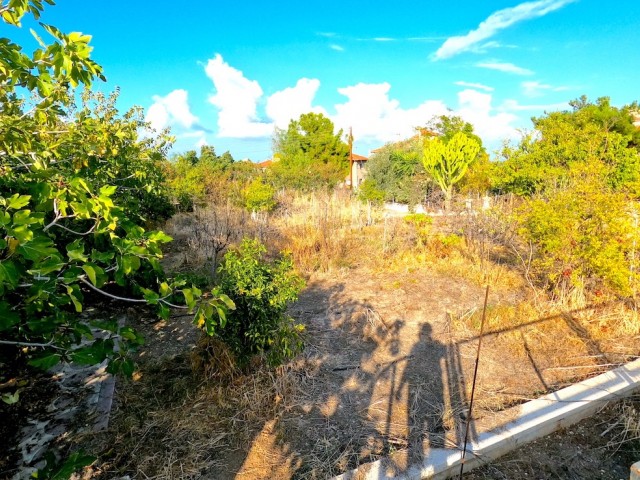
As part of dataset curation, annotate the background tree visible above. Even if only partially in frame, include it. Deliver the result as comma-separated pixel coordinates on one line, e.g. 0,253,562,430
271,112,349,190
494,96,640,196
492,96,640,300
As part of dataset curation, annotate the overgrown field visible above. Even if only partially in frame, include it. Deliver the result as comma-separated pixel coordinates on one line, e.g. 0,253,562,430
84,192,640,479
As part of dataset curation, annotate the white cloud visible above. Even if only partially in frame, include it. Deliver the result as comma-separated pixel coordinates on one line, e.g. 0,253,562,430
205,54,272,138
332,82,449,142
433,0,575,60
373,37,395,42
265,78,326,129
195,134,208,148
521,80,570,97
500,99,568,111
200,57,525,152
454,81,494,92
330,44,345,52
145,89,198,131
455,89,519,144
476,61,534,75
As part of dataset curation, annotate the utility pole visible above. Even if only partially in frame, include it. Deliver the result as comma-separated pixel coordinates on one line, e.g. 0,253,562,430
348,127,354,190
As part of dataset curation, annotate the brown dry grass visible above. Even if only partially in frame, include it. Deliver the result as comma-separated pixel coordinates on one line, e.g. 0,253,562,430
90,192,640,479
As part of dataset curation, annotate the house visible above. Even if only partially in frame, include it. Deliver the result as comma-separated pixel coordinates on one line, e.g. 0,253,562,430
347,153,368,188
256,159,273,171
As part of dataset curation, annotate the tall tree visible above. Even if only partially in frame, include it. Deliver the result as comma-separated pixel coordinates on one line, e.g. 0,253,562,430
272,113,349,189
0,1,231,373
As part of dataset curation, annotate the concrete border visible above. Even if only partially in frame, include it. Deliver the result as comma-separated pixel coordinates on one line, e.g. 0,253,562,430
333,358,640,480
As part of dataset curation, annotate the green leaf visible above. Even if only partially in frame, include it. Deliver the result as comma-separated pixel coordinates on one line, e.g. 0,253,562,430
118,326,138,341
120,255,140,275
7,224,34,243
17,235,58,262
67,239,88,262
141,288,159,304
12,209,43,226
99,185,117,197
158,303,170,321
159,281,171,297
218,294,236,310
148,231,172,243
107,357,135,377
66,285,83,312
0,301,20,331
6,194,31,210
28,255,65,276
51,452,96,480
90,249,114,263
29,353,61,370
1,390,20,405
0,261,19,291
182,288,195,310
0,211,10,227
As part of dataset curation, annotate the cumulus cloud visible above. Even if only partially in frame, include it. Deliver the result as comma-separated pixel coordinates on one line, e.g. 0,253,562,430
332,82,449,142
454,81,494,92
476,61,534,75
265,78,326,129
205,54,272,138
145,89,199,132
521,80,570,97
201,56,526,152
433,0,575,60
455,89,519,144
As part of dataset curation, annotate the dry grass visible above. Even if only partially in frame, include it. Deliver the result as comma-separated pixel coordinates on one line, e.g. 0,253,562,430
94,192,640,479
98,349,316,479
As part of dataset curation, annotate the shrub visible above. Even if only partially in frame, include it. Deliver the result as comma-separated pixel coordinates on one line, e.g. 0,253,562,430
213,238,305,367
514,165,638,300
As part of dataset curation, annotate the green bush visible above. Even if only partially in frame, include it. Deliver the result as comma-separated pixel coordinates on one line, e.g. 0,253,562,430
244,178,277,212
514,164,638,299
213,239,305,366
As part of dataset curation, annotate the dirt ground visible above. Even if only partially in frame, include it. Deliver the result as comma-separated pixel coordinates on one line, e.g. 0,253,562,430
89,262,640,479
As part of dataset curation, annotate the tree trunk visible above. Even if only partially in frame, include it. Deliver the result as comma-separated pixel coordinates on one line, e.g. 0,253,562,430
443,186,453,212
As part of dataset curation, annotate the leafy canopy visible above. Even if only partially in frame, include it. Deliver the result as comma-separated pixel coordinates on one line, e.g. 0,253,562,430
0,0,232,373
272,112,349,190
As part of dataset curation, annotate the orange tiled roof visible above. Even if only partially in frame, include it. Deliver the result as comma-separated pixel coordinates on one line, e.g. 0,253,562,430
351,153,368,161
256,159,273,168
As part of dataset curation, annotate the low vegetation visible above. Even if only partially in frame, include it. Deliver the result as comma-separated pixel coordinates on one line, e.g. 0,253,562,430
2,2,640,479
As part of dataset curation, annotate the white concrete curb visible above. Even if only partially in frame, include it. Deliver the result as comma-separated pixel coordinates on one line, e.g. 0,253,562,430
333,358,640,480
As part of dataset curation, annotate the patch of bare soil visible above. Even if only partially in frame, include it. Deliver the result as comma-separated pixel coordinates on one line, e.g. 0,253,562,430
91,263,640,479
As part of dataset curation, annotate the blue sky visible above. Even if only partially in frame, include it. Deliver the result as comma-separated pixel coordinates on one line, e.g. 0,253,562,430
9,0,640,160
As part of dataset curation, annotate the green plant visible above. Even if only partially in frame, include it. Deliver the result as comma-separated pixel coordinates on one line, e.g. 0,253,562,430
208,238,305,367
514,164,638,299
358,179,386,205
422,132,481,210
404,213,433,247
34,450,95,480
244,178,277,212
0,1,232,374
